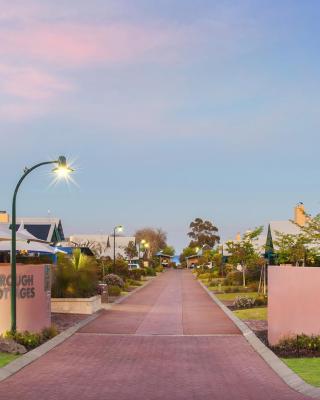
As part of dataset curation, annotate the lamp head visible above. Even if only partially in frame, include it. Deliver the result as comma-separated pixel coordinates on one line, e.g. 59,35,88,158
115,225,123,233
52,156,74,179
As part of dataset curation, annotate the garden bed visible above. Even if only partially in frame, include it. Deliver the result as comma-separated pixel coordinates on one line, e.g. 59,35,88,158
51,313,88,333
201,277,320,388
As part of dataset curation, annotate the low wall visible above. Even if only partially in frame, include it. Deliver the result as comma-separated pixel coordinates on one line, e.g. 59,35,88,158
268,266,320,345
51,295,101,314
0,264,51,334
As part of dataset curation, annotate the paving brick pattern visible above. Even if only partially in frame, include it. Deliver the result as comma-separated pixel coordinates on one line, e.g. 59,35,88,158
0,270,311,399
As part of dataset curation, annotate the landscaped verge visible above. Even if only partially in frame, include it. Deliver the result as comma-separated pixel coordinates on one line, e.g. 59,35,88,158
201,275,320,391
197,277,320,398
282,358,320,387
0,353,19,368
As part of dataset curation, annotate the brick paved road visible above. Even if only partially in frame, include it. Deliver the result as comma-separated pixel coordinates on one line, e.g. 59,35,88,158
0,270,311,399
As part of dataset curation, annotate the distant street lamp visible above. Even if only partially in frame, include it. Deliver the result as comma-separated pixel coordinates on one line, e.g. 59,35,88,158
138,239,149,263
11,156,74,332
113,225,123,268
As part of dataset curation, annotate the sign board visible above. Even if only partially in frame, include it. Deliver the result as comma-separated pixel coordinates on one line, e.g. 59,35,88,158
0,264,51,334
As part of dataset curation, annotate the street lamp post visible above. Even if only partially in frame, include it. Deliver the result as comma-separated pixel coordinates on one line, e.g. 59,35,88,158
159,250,163,267
138,239,149,262
113,225,123,268
11,156,73,332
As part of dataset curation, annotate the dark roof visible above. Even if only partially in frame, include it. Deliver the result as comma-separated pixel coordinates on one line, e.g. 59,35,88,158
156,253,172,258
185,254,199,259
19,224,51,242
15,218,65,243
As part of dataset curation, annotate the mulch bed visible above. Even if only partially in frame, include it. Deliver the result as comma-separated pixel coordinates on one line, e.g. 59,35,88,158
244,319,267,332
239,316,320,358
51,313,88,333
216,291,320,358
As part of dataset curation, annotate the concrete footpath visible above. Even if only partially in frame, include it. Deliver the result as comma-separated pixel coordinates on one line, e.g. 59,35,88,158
0,270,312,400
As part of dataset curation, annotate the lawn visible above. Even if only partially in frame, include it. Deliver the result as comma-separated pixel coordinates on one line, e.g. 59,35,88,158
233,307,267,321
281,358,320,387
216,292,259,301
0,353,20,368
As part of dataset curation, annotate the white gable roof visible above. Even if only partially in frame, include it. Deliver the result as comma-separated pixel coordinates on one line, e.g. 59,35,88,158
255,234,267,254
69,234,136,259
269,220,301,238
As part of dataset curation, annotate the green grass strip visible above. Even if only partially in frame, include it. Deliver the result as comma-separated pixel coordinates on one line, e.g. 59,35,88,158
0,352,20,368
281,358,320,387
233,307,267,321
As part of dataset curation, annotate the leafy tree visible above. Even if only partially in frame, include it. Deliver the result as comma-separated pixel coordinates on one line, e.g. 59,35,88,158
135,227,167,257
212,250,225,277
300,214,320,245
274,231,319,266
124,240,138,262
179,246,198,264
226,227,263,287
274,232,308,266
162,245,175,256
188,218,220,248
104,258,130,278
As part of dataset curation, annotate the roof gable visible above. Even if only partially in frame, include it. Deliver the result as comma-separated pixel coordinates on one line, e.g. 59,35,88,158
269,220,301,237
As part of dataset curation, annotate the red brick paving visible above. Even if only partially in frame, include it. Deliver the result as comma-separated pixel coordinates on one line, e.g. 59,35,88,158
0,270,311,399
181,271,240,335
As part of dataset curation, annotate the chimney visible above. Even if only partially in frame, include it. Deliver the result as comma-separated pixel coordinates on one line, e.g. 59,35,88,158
294,203,307,226
0,211,9,223
235,232,241,241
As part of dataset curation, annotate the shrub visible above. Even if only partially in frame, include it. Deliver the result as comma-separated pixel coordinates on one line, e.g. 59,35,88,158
233,296,256,309
52,250,99,298
207,278,225,288
41,325,58,341
254,295,268,306
273,334,320,356
225,271,243,286
108,285,122,296
198,272,210,280
205,270,220,279
5,325,58,350
103,274,124,288
195,268,207,277
144,267,156,276
128,269,143,281
105,259,129,278
126,278,142,287
246,282,259,292
155,265,164,273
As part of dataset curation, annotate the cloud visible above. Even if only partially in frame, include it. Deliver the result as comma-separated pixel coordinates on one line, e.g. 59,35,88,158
0,64,73,120
0,1,272,123
0,64,73,100
0,102,47,120
0,22,182,67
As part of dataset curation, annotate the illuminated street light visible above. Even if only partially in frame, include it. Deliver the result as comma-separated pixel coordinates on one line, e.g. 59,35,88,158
11,156,74,332
138,239,149,263
52,156,74,179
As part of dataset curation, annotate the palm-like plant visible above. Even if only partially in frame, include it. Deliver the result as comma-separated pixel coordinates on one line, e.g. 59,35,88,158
52,249,99,298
